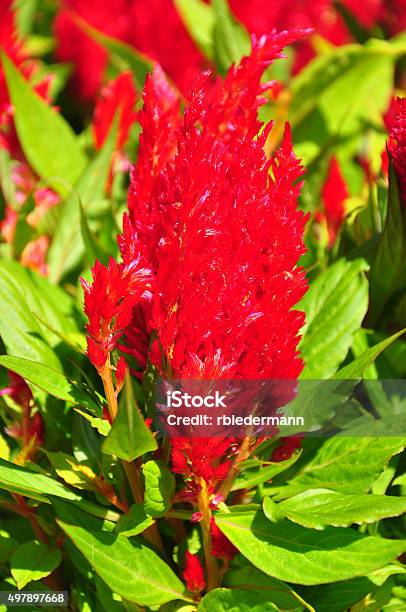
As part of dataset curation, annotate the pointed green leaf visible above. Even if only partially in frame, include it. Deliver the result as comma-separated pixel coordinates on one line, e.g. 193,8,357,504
232,451,301,491
198,588,278,611
102,375,157,461
57,510,190,606
175,0,215,59
215,509,406,585
115,504,154,537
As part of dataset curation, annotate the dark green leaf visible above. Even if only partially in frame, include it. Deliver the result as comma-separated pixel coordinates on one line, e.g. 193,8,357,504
115,504,154,537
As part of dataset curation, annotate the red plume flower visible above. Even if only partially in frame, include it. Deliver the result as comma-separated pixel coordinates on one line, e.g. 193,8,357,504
387,97,406,206
93,71,138,151
81,258,150,371
183,551,206,594
210,517,238,561
321,156,348,248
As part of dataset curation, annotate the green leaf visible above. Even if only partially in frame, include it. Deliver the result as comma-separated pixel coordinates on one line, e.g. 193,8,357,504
0,532,18,563
268,437,406,499
223,566,314,611
102,375,157,461
1,53,86,197
0,260,79,370
57,510,190,606
212,0,250,74
368,160,404,325
232,452,301,491
215,508,406,585
143,460,175,517
334,329,406,379
0,458,80,502
198,588,278,611
115,504,154,537
10,541,62,589
46,452,99,491
174,0,215,59
0,355,97,411
47,125,117,283
299,258,369,378
275,489,406,530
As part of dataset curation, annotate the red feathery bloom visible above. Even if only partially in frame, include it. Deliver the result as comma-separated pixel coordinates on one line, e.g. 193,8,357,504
0,372,32,410
387,97,406,206
321,156,348,248
120,32,308,380
81,258,150,371
183,551,206,594
93,71,138,151
210,516,238,561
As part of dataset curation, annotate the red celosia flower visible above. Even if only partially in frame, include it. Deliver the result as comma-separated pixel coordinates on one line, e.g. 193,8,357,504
93,71,138,151
171,438,236,499
387,97,406,206
120,32,308,380
1,372,44,448
271,434,303,462
20,236,50,277
183,551,206,593
321,156,348,248
210,516,238,561
81,257,150,371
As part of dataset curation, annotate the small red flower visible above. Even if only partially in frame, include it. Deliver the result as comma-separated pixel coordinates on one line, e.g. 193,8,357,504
93,71,138,151
81,257,150,371
210,517,238,561
183,551,206,594
0,372,32,410
321,156,348,247
271,435,303,462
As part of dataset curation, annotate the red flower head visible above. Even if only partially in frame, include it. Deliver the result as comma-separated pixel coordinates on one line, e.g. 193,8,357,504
120,32,308,381
210,516,238,561
0,372,32,410
93,71,138,151
81,257,150,371
321,156,348,248
387,97,406,206
183,551,206,593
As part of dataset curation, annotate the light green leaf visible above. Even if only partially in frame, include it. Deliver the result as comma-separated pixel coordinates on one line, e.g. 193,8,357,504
57,513,191,606
198,588,278,611
223,566,314,611
115,504,154,537
0,355,97,411
10,541,62,589
215,509,406,585
80,204,110,267
102,375,157,461
299,258,369,378
269,437,406,499
1,53,86,196
143,460,175,517
0,458,80,502
275,489,406,529
0,260,79,370
175,0,215,59
46,452,98,491
232,451,301,491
